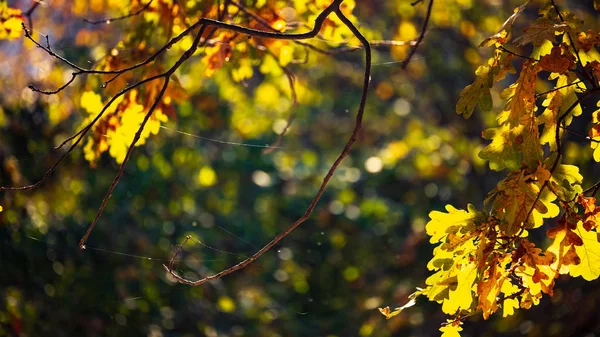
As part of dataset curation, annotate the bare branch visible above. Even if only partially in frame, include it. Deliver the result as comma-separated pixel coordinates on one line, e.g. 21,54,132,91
584,180,600,197
164,3,372,286
79,77,171,249
23,0,41,30
78,25,207,249
535,80,584,98
402,0,433,69
84,0,154,25
29,73,77,95
262,63,298,155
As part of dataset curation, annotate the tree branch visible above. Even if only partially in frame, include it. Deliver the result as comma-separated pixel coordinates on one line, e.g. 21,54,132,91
402,0,433,69
83,0,154,25
163,3,372,286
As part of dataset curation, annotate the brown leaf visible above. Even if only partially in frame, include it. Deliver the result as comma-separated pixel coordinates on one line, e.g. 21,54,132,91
539,45,575,74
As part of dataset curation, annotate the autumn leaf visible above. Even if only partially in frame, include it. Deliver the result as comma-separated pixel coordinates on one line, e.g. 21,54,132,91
514,17,570,47
538,45,575,74
538,91,562,150
80,91,105,114
586,61,600,81
456,51,514,118
548,162,583,202
479,2,529,47
80,90,168,165
488,167,558,236
202,33,234,77
440,321,463,337
379,289,422,319
477,253,512,319
426,204,483,244
378,306,401,320
569,222,600,281
479,60,542,170
579,196,600,231
514,239,557,297
546,215,583,275
589,101,600,161
577,30,600,52
501,281,521,317
0,5,23,40
424,204,486,316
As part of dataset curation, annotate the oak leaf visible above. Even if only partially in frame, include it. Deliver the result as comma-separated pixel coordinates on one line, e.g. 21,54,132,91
479,2,529,47
577,30,600,52
569,222,600,281
538,45,575,74
514,17,570,47
579,196,600,231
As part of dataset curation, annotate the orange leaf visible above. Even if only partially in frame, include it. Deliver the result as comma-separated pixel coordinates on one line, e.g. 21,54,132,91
539,45,575,74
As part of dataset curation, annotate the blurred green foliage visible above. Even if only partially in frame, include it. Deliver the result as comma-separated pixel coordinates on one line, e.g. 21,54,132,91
1,0,600,336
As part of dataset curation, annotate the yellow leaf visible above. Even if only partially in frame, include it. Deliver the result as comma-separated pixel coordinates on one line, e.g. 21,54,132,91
378,306,400,320
489,168,557,236
279,44,294,66
502,298,519,317
378,296,417,320
479,2,529,47
589,101,600,162
570,222,600,281
80,91,104,114
478,254,512,319
426,204,482,244
456,51,514,119
479,124,521,171
440,322,463,337
480,60,542,170
0,6,23,40
441,261,477,314
538,91,562,150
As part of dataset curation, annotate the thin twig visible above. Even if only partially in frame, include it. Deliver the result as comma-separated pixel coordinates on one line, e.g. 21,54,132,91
561,126,600,143
499,46,536,61
164,3,373,286
78,24,208,249
262,56,298,155
402,0,433,69
535,80,583,98
583,181,600,197
7,0,345,192
23,1,41,30
83,0,154,25
0,73,166,191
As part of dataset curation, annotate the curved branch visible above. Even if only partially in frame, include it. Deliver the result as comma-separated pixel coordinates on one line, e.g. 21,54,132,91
164,4,372,286
24,0,41,30
78,25,207,249
0,74,165,191
83,0,154,25
79,77,171,249
402,0,433,69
